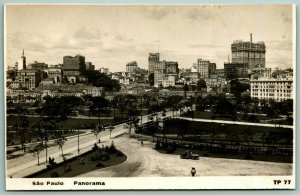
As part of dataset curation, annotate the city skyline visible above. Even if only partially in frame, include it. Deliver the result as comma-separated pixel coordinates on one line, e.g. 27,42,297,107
5,5,294,72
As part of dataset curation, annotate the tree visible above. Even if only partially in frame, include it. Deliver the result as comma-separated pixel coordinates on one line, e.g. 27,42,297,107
124,95,139,117
107,125,115,139
196,79,207,91
110,98,118,119
149,73,154,86
55,136,67,160
16,116,30,152
243,128,253,149
124,117,140,137
90,96,109,123
248,115,259,123
92,124,103,143
195,96,206,111
83,70,121,91
29,142,44,166
214,94,236,116
183,84,189,99
229,79,250,99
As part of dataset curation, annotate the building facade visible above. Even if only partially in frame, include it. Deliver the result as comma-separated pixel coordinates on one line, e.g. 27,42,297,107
99,67,109,74
17,69,42,90
16,50,26,70
231,34,266,70
193,59,216,78
162,75,176,88
154,69,164,87
46,65,63,83
63,55,86,82
165,61,179,74
148,53,160,74
28,61,48,71
224,63,249,80
85,62,95,70
250,76,293,102
126,61,138,72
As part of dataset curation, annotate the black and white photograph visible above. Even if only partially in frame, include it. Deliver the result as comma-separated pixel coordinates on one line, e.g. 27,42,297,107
4,4,296,190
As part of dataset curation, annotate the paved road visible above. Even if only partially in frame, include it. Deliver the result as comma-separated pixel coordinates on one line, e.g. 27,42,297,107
6,112,172,178
79,136,292,177
6,124,127,178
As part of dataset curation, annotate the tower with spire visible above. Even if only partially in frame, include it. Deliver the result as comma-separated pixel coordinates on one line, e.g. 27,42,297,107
17,49,26,70
21,49,26,69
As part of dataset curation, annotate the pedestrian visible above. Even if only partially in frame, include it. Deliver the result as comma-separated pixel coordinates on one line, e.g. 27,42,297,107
98,139,101,143
141,141,144,146
191,167,196,177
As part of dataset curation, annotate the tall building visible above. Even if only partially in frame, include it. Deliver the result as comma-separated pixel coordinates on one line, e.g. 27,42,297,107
231,34,266,70
148,53,160,74
224,63,249,80
209,63,216,75
126,61,138,72
62,54,86,83
193,58,216,78
17,49,26,70
63,55,85,71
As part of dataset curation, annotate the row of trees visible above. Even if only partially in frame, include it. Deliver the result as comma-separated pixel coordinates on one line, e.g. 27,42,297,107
8,110,67,166
195,93,293,120
83,70,121,91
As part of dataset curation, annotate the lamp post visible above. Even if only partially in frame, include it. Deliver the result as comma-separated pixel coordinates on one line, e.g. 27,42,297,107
77,123,80,154
108,124,115,139
157,117,165,144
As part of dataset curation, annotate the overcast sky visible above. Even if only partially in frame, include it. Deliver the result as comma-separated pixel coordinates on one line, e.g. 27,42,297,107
5,4,294,72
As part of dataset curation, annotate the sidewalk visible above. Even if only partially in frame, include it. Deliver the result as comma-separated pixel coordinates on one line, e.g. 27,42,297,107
176,117,293,128
7,125,127,178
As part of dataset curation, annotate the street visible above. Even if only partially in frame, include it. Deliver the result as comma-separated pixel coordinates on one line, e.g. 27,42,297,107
6,111,293,178
79,136,292,177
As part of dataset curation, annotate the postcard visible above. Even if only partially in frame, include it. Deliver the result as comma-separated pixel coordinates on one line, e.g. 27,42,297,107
4,4,296,190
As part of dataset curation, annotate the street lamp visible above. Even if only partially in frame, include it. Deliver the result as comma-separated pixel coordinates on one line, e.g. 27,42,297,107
77,123,80,154
108,124,115,139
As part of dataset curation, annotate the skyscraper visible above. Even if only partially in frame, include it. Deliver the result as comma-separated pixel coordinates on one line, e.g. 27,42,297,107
231,34,266,71
148,53,160,74
193,58,216,78
62,54,86,83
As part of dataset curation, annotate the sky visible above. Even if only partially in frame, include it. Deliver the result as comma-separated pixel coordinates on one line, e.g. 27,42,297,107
5,4,294,72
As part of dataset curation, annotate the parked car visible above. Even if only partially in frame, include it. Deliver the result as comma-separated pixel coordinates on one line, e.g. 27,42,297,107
180,150,199,160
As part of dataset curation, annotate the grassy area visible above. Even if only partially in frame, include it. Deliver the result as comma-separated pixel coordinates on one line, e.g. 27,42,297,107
26,144,127,178
164,118,292,135
139,118,293,164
